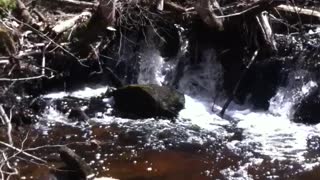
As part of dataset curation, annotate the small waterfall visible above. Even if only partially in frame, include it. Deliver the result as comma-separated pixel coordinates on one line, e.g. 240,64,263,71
39,27,320,179
177,48,224,101
134,29,320,170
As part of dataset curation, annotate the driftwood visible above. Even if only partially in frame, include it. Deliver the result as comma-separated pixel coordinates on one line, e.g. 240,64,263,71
52,11,92,34
276,4,320,19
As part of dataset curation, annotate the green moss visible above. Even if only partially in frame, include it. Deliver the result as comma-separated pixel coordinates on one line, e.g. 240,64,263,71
0,0,15,10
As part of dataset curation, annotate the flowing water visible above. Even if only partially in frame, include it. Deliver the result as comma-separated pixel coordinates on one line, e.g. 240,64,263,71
12,34,320,180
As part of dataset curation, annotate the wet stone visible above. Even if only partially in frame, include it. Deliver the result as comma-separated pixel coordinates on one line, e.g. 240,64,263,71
110,84,185,119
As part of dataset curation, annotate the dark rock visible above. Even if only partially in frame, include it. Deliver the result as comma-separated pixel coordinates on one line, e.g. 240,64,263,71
110,84,185,119
293,87,320,124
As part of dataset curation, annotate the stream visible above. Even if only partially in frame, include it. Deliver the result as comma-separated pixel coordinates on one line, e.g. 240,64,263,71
5,26,320,180
10,44,320,180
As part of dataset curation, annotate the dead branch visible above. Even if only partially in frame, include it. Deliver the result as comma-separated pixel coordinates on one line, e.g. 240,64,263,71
0,141,47,163
165,1,188,13
56,0,98,9
276,4,320,19
256,11,277,52
0,9,88,66
216,0,284,19
52,11,92,34
0,75,47,82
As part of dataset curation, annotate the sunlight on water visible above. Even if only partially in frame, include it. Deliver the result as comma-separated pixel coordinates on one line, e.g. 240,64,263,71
44,87,109,99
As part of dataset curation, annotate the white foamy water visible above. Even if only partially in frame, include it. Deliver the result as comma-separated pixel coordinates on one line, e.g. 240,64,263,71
138,49,166,85
179,95,229,132
44,86,109,99
226,81,320,162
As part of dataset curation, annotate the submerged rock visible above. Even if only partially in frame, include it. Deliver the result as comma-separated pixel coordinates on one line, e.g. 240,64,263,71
293,87,320,124
109,84,185,119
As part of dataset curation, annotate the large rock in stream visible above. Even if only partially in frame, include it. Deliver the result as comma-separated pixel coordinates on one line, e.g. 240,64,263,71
109,84,185,119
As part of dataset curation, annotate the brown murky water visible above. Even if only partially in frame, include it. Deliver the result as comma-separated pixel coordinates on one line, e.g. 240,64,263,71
1,121,319,180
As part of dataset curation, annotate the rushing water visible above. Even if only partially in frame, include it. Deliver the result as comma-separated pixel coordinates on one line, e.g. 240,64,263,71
9,29,319,179
27,42,320,180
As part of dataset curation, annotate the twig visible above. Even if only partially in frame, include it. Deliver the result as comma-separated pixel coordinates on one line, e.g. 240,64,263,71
0,8,89,67
276,4,320,18
0,141,47,163
0,75,47,82
256,11,277,51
